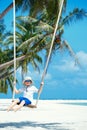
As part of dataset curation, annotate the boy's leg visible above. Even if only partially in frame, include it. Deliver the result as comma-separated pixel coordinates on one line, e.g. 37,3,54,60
7,99,20,112
13,100,25,112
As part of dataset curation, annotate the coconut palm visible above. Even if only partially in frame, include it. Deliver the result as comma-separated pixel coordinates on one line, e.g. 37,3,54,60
0,7,86,72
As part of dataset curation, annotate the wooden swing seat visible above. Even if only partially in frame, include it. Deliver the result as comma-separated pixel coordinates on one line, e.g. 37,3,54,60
27,104,37,108
12,100,37,108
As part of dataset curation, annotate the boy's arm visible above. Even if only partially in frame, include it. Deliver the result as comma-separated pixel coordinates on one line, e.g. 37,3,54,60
14,87,20,94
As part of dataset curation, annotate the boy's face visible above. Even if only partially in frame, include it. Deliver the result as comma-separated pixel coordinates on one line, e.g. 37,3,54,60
24,80,32,86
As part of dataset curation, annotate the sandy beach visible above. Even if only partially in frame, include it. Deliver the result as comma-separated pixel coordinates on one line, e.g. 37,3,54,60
0,99,87,130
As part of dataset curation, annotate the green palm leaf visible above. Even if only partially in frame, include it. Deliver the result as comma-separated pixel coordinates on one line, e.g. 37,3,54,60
62,8,87,25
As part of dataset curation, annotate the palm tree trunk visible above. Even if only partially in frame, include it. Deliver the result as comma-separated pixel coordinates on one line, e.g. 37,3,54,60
0,3,13,19
0,55,26,70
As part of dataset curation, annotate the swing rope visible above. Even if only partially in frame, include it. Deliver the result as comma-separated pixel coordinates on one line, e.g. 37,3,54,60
12,0,64,106
35,0,64,106
12,0,16,100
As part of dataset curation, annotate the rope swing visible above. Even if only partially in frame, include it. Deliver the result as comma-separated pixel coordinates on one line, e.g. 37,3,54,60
35,0,64,106
12,0,64,107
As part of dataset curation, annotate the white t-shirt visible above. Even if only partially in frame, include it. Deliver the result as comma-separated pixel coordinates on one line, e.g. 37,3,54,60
19,85,38,102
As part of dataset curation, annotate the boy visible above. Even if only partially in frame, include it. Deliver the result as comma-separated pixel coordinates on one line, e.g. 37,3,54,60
7,76,43,112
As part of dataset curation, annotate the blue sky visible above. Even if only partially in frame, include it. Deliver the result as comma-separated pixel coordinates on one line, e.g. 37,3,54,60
0,0,87,99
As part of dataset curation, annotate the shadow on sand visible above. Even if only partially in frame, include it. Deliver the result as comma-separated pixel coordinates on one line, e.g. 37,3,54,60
0,121,69,130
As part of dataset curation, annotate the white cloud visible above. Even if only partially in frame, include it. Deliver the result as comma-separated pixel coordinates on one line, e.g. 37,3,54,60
67,77,87,86
50,51,87,87
54,59,79,72
47,80,60,87
53,51,87,72
76,51,87,68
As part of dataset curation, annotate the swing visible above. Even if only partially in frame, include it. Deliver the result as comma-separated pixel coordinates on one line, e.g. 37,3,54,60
12,0,64,108
12,99,37,108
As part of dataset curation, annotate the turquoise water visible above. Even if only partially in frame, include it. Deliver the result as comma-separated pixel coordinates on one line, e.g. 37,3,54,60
61,102,87,106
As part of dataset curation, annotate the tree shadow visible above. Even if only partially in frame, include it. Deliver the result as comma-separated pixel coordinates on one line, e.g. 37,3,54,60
0,121,69,130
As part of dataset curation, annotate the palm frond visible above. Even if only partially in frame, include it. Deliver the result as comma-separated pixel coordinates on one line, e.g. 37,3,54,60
62,40,80,66
16,31,24,39
62,8,87,25
18,34,44,49
4,35,13,45
16,16,38,23
22,60,28,73
36,21,54,32
0,79,8,94
6,76,13,91
16,22,27,33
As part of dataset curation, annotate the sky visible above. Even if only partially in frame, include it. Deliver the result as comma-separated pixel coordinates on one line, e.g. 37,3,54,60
0,0,87,100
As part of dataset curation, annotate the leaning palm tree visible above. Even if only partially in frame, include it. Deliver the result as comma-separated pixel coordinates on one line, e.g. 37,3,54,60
0,7,86,72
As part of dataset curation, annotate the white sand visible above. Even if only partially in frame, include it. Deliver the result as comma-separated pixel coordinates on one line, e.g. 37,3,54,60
0,99,87,130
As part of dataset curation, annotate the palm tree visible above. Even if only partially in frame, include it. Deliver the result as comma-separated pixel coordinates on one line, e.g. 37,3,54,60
0,7,86,71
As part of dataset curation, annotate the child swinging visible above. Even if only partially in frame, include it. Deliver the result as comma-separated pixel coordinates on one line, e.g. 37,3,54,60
7,76,43,112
